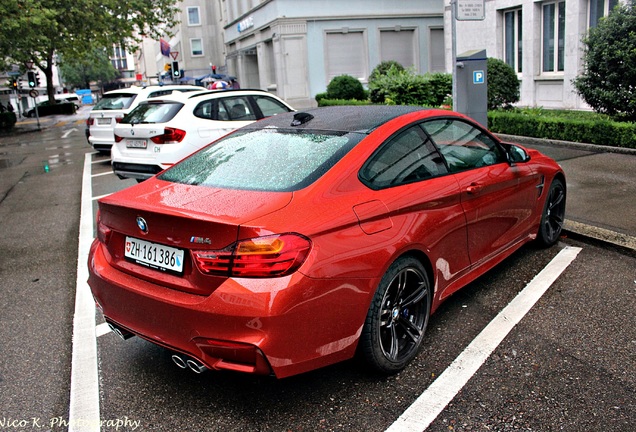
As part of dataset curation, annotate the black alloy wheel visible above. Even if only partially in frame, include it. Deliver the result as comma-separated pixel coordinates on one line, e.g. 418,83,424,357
537,177,566,247
359,256,431,374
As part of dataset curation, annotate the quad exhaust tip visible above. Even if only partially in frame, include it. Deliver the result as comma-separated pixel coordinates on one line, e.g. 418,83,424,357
171,354,208,374
107,323,134,340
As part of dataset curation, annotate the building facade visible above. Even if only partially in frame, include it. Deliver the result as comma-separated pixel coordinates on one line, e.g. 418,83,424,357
450,0,621,109
221,0,446,108
154,1,227,82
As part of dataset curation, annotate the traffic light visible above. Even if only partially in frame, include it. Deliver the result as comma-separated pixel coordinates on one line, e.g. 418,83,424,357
35,74,40,87
172,61,180,79
27,71,36,88
17,78,23,89
11,78,17,89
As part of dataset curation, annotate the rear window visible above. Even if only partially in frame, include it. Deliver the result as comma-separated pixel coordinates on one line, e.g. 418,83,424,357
121,101,183,125
94,93,137,110
159,128,361,191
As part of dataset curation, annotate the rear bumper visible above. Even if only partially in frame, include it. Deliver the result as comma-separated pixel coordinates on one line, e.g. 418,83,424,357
87,239,373,378
112,162,163,181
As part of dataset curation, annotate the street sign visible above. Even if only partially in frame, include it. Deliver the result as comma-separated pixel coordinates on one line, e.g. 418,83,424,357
457,0,485,21
8,71,20,76
170,51,179,60
473,70,485,84
29,89,39,98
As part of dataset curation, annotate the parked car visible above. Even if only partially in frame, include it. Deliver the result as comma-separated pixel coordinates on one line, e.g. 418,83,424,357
88,105,566,379
86,85,203,153
24,99,77,117
110,89,295,181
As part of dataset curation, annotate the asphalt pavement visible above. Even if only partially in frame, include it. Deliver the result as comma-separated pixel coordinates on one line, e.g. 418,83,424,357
6,109,636,253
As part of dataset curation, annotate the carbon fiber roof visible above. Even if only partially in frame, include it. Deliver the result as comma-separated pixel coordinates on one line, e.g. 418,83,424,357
242,105,428,134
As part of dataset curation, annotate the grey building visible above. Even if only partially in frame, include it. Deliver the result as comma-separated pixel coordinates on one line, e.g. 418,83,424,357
450,0,622,109
221,0,446,108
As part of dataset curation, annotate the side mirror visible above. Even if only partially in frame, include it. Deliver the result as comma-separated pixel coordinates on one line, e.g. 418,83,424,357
506,144,530,164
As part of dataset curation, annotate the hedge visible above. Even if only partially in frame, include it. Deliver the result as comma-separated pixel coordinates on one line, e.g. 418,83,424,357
488,110,636,149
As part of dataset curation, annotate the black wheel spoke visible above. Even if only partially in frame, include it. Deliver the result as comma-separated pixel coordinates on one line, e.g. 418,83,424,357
398,317,423,344
402,280,428,308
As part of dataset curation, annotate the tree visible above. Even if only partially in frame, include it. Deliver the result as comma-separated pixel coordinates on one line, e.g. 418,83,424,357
58,50,117,89
486,57,520,110
0,0,179,103
573,3,636,121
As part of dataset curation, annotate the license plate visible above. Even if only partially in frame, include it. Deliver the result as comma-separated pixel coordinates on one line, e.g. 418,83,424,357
97,118,111,125
126,139,147,149
125,236,185,274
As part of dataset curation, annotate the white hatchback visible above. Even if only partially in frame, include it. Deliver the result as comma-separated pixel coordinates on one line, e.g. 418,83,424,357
87,84,203,153
111,89,295,181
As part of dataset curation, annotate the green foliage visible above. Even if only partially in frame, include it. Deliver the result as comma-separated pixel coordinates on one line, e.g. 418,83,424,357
486,58,520,110
0,112,17,130
317,99,372,107
488,108,636,149
573,3,636,121
368,61,406,102
0,0,180,102
326,75,367,101
59,50,117,89
368,67,452,107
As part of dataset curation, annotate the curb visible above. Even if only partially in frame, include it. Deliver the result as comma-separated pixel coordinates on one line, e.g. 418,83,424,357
564,220,636,254
497,133,636,156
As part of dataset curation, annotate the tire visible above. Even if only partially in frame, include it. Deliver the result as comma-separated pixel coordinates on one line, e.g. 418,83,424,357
359,256,431,374
537,177,566,247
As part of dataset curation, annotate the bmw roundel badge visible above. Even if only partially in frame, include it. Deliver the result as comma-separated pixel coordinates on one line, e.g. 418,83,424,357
136,216,148,233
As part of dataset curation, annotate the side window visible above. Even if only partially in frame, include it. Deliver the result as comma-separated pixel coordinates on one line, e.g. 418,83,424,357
253,95,291,117
422,119,504,173
220,97,257,121
360,125,448,189
193,101,215,120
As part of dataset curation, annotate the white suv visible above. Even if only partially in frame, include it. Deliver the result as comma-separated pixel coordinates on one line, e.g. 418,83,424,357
111,89,295,181
87,84,203,153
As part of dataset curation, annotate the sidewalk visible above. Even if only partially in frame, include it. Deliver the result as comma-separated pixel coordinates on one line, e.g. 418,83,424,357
500,134,636,253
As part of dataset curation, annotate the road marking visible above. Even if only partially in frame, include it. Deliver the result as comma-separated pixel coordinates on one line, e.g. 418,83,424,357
92,193,112,201
68,153,100,432
91,171,114,178
386,245,582,432
96,322,112,338
62,127,78,138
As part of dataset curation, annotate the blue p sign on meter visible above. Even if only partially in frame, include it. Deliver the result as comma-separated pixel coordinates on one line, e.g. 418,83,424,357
473,70,485,84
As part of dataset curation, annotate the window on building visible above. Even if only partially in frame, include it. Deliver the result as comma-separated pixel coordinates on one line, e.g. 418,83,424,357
589,0,619,28
504,8,523,73
191,39,203,56
325,31,367,82
542,1,565,73
429,28,445,73
380,29,416,69
187,6,201,26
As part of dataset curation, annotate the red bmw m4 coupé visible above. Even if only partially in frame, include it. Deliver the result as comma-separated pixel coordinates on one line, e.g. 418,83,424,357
88,105,566,378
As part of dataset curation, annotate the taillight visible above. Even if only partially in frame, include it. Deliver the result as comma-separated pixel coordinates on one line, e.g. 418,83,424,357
150,127,186,144
194,233,311,278
96,210,112,245
114,134,124,143
115,114,124,123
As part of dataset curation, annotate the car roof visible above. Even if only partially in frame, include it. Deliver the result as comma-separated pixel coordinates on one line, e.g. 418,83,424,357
240,105,433,134
102,84,203,96
138,88,285,104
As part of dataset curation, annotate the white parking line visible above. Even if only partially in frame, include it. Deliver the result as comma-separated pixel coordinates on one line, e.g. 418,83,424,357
92,193,112,201
68,153,100,432
386,245,582,432
91,171,114,178
95,322,112,338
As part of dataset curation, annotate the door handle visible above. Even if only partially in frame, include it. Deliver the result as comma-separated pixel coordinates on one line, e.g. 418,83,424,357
466,183,483,194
